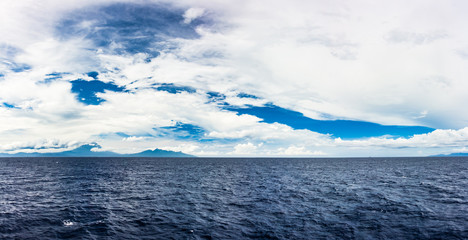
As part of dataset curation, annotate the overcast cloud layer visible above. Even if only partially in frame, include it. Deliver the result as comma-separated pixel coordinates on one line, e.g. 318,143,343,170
1,0,468,157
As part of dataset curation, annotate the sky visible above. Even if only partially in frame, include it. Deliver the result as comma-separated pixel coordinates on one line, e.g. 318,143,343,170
1,0,468,157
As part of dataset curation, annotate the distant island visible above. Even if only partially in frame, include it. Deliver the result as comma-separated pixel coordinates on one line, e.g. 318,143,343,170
431,152,468,157
0,144,193,157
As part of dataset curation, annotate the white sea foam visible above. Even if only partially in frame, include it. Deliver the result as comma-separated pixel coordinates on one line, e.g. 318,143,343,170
63,220,75,227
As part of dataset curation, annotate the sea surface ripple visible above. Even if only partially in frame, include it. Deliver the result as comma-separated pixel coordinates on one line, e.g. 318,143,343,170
0,157,467,239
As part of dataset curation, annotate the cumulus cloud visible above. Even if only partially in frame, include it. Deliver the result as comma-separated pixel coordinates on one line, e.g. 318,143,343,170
150,0,468,130
278,146,326,156
231,142,259,155
122,136,150,142
0,139,82,153
336,127,468,149
183,7,205,24
1,0,467,156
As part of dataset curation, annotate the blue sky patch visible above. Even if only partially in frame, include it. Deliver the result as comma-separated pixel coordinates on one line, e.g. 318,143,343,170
1,60,31,73
42,72,69,83
11,63,31,73
87,71,99,79
56,3,206,57
2,102,19,109
71,79,126,105
46,72,64,78
116,132,131,138
206,91,226,103
225,103,435,139
158,122,206,140
156,122,248,144
237,93,259,99
155,83,196,94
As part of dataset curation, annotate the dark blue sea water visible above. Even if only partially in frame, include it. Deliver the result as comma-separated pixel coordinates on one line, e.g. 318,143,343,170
0,157,467,239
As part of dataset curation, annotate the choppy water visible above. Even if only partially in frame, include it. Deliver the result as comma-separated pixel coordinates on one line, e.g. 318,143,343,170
0,157,467,239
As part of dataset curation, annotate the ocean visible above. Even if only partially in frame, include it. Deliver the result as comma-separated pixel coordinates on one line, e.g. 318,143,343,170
0,157,467,239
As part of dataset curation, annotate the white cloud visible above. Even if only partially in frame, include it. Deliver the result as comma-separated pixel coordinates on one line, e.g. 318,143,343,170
1,0,468,156
122,136,149,142
170,0,468,129
0,138,82,153
183,7,205,24
15,38,97,73
450,147,468,153
231,142,259,155
278,146,326,156
335,127,468,149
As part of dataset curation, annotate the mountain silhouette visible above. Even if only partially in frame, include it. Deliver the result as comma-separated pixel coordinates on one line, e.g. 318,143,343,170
0,144,193,157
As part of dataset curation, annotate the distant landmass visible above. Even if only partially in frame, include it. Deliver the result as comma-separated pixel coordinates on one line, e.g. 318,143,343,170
0,144,193,157
431,152,468,157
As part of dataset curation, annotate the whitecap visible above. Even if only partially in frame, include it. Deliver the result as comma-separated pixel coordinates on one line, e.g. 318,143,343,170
63,220,75,227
